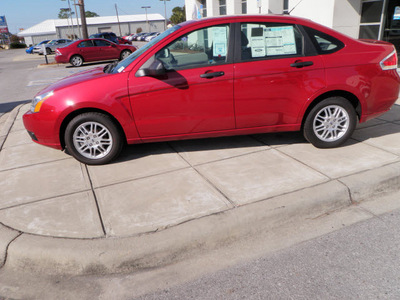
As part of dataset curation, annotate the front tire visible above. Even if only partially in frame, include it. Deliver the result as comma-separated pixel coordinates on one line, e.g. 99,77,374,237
120,50,132,60
303,97,357,148
65,113,123,165
70,55,83,67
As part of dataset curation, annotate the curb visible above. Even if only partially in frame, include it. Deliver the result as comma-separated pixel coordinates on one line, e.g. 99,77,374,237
4,163,400,276
0,105,23,151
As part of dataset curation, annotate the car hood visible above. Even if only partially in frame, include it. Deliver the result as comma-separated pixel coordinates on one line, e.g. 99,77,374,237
37,66,108,95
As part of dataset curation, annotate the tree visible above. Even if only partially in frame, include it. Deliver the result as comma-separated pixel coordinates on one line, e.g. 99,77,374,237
85,11,99,18
58,8,98,19
170,6,186,25
58,8,74,19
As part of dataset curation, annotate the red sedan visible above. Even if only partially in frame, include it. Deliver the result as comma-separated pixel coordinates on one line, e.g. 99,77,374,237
24,15,400,165
55,38,137,67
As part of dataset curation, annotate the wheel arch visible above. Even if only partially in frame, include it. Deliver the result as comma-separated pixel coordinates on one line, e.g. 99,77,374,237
59,108,127,150
301,90,361,130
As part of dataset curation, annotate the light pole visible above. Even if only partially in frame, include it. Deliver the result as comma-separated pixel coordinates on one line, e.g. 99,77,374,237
160,0,170,31
141,6,151,32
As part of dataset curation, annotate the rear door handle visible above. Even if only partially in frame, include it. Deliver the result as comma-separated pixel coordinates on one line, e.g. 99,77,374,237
200,71,225,79
290,61,314,68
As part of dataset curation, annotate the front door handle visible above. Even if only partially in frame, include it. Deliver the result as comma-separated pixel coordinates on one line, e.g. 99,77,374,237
290,61,314,68
200,71,225,79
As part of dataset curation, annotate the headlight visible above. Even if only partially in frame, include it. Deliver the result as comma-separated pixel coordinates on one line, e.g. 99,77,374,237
30,90,54,113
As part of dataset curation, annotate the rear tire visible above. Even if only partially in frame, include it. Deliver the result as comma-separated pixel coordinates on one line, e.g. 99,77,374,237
303,97,357,148
70,55,83,67
65,112,123,165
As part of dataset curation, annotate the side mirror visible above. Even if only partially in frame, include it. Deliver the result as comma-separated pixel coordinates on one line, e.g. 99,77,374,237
157,48,171,59
136,59,166,77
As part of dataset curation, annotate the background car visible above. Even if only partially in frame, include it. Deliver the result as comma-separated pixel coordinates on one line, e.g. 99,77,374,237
89,32,119,44
55,38,137,67
118,36,132,45
137,32,155,41
26,40,50,54
132,32,148,41
145,32,160,42
33,39,72,55
24,15,400,165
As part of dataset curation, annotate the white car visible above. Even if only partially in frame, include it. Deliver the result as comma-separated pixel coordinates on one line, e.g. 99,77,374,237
33,39,72,55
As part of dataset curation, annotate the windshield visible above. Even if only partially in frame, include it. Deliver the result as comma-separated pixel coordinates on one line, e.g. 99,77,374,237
109,25,182,74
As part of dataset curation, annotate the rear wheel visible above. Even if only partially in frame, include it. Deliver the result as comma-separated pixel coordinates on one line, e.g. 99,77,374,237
303,97,357,148
65,112,123,165
120,50,132,60
70,55,83,67
46,48,52,55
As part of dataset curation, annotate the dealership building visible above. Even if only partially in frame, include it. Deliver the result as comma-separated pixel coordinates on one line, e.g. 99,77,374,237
17,14,165,46
185,0,400,53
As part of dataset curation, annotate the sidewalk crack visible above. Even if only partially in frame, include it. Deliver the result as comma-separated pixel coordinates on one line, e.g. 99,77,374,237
0,232,23,270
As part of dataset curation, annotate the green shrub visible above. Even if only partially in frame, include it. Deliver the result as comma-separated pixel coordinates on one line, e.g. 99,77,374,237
10,42,27,49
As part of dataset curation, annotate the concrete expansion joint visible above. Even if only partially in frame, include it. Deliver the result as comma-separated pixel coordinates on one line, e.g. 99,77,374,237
82,164,107,237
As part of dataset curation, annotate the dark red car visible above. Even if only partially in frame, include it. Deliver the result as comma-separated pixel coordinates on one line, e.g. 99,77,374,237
24,15,400,165
55,38,137,67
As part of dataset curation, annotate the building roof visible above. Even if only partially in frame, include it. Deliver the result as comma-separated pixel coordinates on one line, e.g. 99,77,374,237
18,14,165,37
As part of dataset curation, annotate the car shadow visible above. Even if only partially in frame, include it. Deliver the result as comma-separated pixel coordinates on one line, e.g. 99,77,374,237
65,60,116,68
0,100,30,114
111,132,309,165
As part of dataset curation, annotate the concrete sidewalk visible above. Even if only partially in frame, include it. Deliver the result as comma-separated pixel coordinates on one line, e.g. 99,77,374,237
0,102,400,275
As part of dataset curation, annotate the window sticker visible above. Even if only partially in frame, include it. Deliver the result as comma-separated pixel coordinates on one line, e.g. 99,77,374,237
212,27,228,56
250,27,266,57
265,26,296,56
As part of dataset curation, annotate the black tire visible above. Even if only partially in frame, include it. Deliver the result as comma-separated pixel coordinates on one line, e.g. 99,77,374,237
70,55,83,67
46,47,52,55
303,97,357,148
120,50,132,60
65,112,123,165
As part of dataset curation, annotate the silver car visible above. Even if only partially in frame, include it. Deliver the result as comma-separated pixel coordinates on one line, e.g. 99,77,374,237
33,39,72,55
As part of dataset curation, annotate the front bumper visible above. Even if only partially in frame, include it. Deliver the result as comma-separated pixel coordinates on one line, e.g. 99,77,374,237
23,110,62,150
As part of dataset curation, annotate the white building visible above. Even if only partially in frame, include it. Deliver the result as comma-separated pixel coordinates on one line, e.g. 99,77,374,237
18,14,165,46
185,0,400,53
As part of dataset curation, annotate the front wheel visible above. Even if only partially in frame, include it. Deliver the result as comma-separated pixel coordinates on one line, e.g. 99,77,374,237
303,97,357,148
120,50,132,60
65,113,123,165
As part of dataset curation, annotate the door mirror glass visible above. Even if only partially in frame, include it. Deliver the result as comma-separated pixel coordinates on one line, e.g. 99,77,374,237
136,59,166,77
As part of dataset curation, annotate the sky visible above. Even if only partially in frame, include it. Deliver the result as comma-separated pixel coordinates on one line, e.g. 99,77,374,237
1,0,186,34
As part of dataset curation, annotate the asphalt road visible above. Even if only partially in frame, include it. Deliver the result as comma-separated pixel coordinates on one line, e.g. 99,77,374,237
0,48,111,116
137,202,400,299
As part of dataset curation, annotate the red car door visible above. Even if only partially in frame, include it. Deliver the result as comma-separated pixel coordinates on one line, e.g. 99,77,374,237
76,40,99,61
128,24,235,138
94,39,119,60
234,22,326,128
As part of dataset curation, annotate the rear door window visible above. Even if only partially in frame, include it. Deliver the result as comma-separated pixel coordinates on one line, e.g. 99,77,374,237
240,23,303,61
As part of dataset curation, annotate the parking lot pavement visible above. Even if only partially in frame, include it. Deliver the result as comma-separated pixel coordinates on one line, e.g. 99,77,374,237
0,101,400,276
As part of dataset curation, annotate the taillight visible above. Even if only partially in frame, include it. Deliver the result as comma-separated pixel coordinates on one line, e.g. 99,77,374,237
380,50,398,70
56,49,61,56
